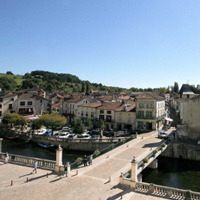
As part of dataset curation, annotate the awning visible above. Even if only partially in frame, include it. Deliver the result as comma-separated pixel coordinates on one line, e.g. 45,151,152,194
165,117,173,122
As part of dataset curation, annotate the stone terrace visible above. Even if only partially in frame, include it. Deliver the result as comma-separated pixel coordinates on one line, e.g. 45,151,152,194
0,130,174,200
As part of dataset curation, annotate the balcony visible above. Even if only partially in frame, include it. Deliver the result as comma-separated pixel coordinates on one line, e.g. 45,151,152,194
136,115,155,120
156,114,166,121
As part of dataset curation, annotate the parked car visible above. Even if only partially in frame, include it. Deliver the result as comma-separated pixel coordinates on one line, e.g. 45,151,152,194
43,129,52,136
67,134,77,139
58,132,70,139
35,128,46,135
103,130,114,137
53,132,61,137
62,126,70,131
77,133,91,139
116,129,129,137
158,130,168,139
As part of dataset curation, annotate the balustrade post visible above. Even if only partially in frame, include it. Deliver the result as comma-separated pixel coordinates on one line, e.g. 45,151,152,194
149,183,154,194
55,145,64,173
185,190,191,200
130,156,138,189
0,138,3,152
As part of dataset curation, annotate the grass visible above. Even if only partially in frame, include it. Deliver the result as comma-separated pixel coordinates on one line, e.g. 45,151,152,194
0,74,24,85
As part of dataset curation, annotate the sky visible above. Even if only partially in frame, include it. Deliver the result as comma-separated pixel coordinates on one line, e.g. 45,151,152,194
1,0,200,89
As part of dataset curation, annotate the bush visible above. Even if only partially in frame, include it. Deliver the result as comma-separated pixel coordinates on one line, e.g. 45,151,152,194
162,144,166,148
153,150,158,154
143,157,149,163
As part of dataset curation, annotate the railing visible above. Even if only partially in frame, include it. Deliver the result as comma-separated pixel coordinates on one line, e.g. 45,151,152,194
136,115,155,119
135,182,200,200
137,139,171,169
0,153,56,170
70,134,136,170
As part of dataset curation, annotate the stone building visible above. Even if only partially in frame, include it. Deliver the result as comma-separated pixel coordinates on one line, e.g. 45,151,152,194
135,92,165,131
0,94,18,117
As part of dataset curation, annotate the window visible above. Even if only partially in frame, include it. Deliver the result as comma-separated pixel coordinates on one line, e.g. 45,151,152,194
11,98,14,101
91,112,94,118
106,116,112,122
138,111,144,117
100,110,104,113
40,100,42,103
139,103,143,108
146,111,152,118
138,121,143,129
20,101,25,106
9,104,12,109
28,101,32,105
107,110,111,114
99,115,104,120
0,98,3,102
0,104,2,108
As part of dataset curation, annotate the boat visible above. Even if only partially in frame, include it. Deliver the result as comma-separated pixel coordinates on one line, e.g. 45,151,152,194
4,135,19,141
37,142,54,148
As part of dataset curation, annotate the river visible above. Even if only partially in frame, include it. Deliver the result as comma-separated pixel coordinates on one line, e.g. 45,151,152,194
2,139,90,164
142,156,200,192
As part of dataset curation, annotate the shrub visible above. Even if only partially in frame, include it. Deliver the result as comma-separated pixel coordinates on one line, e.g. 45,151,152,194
153,150,158,154
143,157,149,163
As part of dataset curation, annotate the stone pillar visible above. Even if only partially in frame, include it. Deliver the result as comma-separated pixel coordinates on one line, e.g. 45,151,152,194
0,138,3,152
130,156,138,189
55,145,64,173
137,173,142,182
148,159,158,169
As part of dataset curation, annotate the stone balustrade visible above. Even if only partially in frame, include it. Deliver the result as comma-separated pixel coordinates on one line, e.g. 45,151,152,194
0,152,56,170
119,178,200,200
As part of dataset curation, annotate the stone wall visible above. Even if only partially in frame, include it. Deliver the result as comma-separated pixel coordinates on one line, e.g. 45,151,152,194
161,142,200,161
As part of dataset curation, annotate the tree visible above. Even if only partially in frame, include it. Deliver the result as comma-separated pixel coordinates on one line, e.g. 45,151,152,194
46,84,55,93
73,119,85,135
81,82,86,93
6,71,14,75
84,118,92,127
98,120,105,137
1,113,28,128
174,82,179,93
38,114,67,134
31,119,42,132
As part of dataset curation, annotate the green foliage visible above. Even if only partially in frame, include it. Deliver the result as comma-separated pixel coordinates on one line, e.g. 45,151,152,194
6,71,14,75
153,149,158,154
0,76,18,91
73,119,85,134
98,120,105,130
38,114,67,131
31,119,42,130
143,157,149,163
174,82,179,93
84,118,92,127
2,113,28,127
162,144,166,148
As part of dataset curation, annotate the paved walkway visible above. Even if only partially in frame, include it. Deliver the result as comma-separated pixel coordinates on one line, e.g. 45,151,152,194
0,129,175,200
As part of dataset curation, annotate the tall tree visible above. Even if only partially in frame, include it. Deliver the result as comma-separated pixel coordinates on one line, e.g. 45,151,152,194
38,114,67,134
81,82,86,93
73,119,85,134
174,82,179,93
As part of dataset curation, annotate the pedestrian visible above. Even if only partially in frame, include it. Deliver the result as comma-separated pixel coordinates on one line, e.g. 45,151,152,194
4,152,9,164
88,155,93,165
64,162,69,177
33,160,38,173
83,155,87,166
